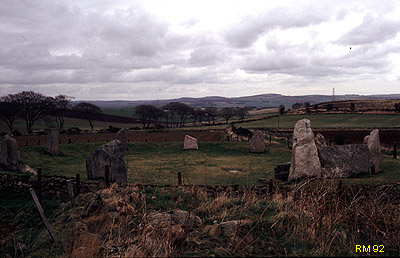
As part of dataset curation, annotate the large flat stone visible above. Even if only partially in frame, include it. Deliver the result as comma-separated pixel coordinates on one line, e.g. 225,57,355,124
318,144,371,178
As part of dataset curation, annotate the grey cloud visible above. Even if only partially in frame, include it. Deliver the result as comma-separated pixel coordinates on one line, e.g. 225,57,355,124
188,46,228,67
336,15,400,45
224,6,330,48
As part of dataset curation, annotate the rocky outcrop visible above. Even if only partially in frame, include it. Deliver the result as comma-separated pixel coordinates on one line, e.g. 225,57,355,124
0,135,20,170
250,131,265,153
46,128,59,155
367,129,381,174
183,135,198,150
86,140,127,184
318,144,371,178
289,119,322,180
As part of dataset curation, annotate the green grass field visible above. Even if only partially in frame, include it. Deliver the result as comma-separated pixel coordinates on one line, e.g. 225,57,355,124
3,113,400,135
237,113,400,128
1,141,399,185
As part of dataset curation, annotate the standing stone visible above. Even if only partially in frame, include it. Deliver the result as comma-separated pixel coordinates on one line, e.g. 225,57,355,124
250,131,265,153
315,133,327,147
46,128,59,155
0,135,20,170
363,135,369,144
289,119,322,180
318,144,371,178
86,140,127,184
184,135,198,150
367,129,381,173
116,129,128,149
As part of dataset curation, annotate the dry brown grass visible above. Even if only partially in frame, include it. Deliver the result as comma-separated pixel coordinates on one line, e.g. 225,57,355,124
58,179,399,257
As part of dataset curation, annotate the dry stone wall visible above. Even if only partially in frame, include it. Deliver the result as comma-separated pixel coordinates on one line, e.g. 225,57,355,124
0,174,99,196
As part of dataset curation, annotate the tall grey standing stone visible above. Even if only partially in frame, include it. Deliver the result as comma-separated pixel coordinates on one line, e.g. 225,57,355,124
289,119,322,180
116,129,128,149
184,135,198,150
250,131,265,153
86,140,127,184
318,144,371,178
367,129,381,173
0,135,20,170
46,128,59,155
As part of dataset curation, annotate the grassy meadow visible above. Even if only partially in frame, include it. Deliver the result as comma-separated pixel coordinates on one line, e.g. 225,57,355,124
1,140,400,185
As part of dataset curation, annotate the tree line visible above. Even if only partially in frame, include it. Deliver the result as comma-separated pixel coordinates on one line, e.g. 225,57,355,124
134,103,249,128
0,91,250,135
0,91,101,135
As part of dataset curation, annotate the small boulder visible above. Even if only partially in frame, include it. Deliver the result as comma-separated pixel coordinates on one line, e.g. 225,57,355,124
367,129,381,173
149,212,173,228
220,220,252,239
21,165,37,175
289,119,322,180
315,133,327,147
184,135,198,150
250,131,265,153
172,209,202,228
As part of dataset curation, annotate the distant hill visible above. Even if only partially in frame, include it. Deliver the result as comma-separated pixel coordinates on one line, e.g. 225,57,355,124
76,93,400,109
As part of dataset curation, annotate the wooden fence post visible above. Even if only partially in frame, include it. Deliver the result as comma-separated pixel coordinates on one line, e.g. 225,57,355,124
268,179,273,195
29,188,57,243
104,165,110,187
37,167,42,203
178,172,182,185
67,180,75,206
393,142,397,159
75,174,80,196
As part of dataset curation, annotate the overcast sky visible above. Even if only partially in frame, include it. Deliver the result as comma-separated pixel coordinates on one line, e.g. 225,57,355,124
1,0,400,100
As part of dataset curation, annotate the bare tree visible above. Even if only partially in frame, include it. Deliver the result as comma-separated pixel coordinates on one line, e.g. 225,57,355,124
72,102,102,131
0,94,22,135
135,105,162,128
164,102,192,127
220,107,235,124
279,105,285,115
205,107,217,125
13,91,52,134
235,107,248,122
52,95,73,129
191,109,206,126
